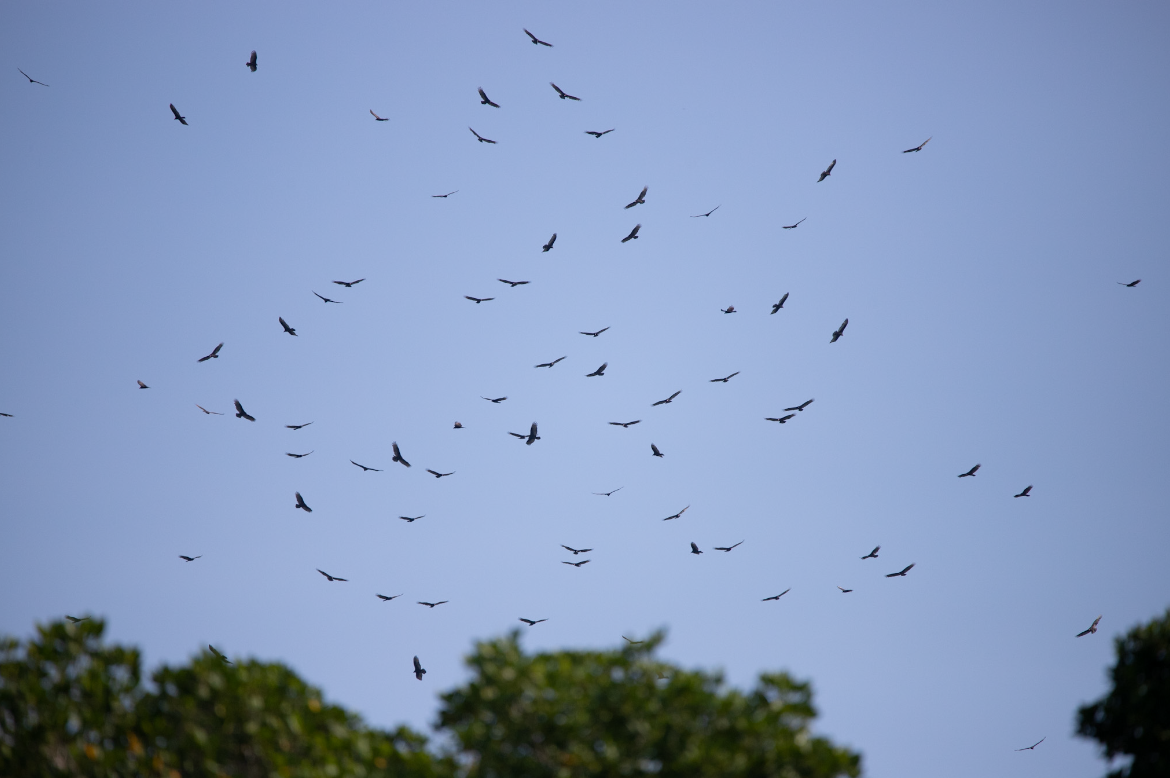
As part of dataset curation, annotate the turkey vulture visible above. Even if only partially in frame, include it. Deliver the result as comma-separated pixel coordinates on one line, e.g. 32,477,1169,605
413,656,426,680
861,546,880,560
662,506,689,521
453,421,463,429
499,279,530,287
197,343,223,362
196,405,223,415
376,594,402,601
1014,485,1033,498
689,542,703,556
169,104,188,125
580,327,609,337
714,541,743,552
1076,616,1102,637
830,319,848,343
137,380,149,389
391,442,411,467
691,205,720,217
586,129,614,138
234,400,255,421
886,564,915,578
721,306,736,314
818,159,836,181
370,110,389,121
585,362,607,377
1015,738,1045,751
208,645,232,664
317,569,347,582
399,515,425,522
771,294,789,313
651,444,664,458
652,391,681,406
332,279,365,287
958,464,981,478
285,451,313,458
279,317,297,335
550,82,581,100
432,191,458,198
625,186,648,209
609,420,641,428
524,28,553,46
762,589,791,601
622,636,644,644
426,470,454,478
17,68,48,86
65,616,89,623
785,399,814,412
837,586,853,593
902,137,931,153
418,601,448,608
477,88,500,108
482,396,507,404
0,412,12,417
542,233,557,252
621,224,641,243
782,218,806,229
561,545,592,555
469,127,496,144
295,492,312,512
525,422,539,445
1118,279,1141,287
593,487,623,496
465,296,495,303
535,356,566,368
286,422,313,430
351,460,382,472
245,51,257,72
519,618,548,626
562,559,590,567
179,555,202,562
765,414,795,424
313,291,342,304
710,371,739,383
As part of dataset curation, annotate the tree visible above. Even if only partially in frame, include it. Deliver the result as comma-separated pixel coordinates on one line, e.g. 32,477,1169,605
1077,607,1170,778
437,631,861,778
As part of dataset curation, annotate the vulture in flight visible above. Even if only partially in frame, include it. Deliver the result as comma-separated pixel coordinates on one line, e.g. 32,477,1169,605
830,318,849,343
625,186,648,209
198,343,223,362
66,616,89,623
477,88,500,108
535,356,566,368
689,542,703,555
169,104,188,125
482,396,507,404
714,541,744,552
621,224,641,243
295,492,312,512
426,470,455,478
837,586,853,593
499,278,529,287
524,28,553,46
1076,616,1102,637
1015,738,1046,751
542,233,557,252
1118,279,1141,287
418,601,448,608
413,656,426,680
765,414,795,424
594,487,623,497
333,278,365,287
580,327,609,337
279,317,297,336
562,559,590,567
622,636,644,645
609,420,641,428
653,391,681,406
585,362,608,377
861,546,880,560
785,399,814,412
233,400,255,421
782,218,806,229
721,306,736,314
208,645,232,664
453,421,463,429
465,296,495,304
771,294,789,313
399,515,425,522
691,205,720,218
561,545,592,555
902,137,931,153
376,594,402,601
958,464,981,478
285,451,313,458
762,589,791,601
651,443,664,458
18,68,49,86
137,380,149,389
662,506,689,521
817,159,836,181
313,291,342,304
519,618,548,626
550,82,581,100
317,569,347,582
391,442,411,467
350,460,382,472
1014,485,1033,498
524,422,539,445
886,564,915,578
245,51,257,72
196,405,223,415
179,555,201,562
710,372,739,383
469,127,496,144
286,422,313,430
586,129,614,138
370,110,389,121
432,191,458,198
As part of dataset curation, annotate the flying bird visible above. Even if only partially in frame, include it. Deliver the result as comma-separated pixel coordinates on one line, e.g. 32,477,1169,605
714,541,744,552
837,586,854,593
622,636,644,645
432,191,458,198
318,569,348,582
465,296,494,304
1014,485,1033,498
593,487,623,497
285,451,313,458
413,656,426,680
519,618,548,626
0,413,12,417
580,327,609,337
550,82,581,100
689,542,703,555
765,414,796,424
785,399,815,412
886,564,915,578
652,391,681,406
542,233,557,252
477,88,500,108
625,186,648,209
562,559,590,567
1077,616,1103,638
332,278,365,287
197,343,223,362
1118,279,1141,287
585,129,614,138
18,68,49,86
1015,738,1045,751
195,405,223,415
902,137,932,153
376,594,402,601
137,380,149,389
958,464,981,478
818,159,836,181
662,506,689,521
233,400,255,422
524,28,553,46
370,110,389,121
169,104,188,125
426,470,455,479
295,492,312,512
245,51,257,72
771,294,789,313
313,291,342,304
721,306,736,314
782,218,806,229
651,444,664,458
350,460,382,472
710,371,740,383
535,356,566,368
525,422,539,445
399,515,425,522
621,224,641,243
585,362,608,377
469,127,496,144
286,422,313,430
499,278,530,287
609,420,641,428
179,555,202,562
861,546,880,560
452,421,463,429
830,318,849,343
561,545,592,555
762,590,791,601
279,317,297,336
391,442,411,467
208,645,232,664
418,601,448,608
65,616,89,623
691,205,720,218
482,396,507,403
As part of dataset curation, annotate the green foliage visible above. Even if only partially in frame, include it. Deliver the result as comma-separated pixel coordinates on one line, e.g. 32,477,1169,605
1077,607,1170,778
438,630,861,778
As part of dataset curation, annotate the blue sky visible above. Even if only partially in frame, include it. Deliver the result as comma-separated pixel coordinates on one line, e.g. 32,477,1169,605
2,2,1168,776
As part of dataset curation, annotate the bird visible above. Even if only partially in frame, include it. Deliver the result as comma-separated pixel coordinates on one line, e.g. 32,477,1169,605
413,656,426,680
721,306,736,314
208,645,232,664
542,233,557,252
169,104,188,125
771,294,789,313
18,68,49,86
580,327,609,337
317,569,348,582
621,224,642,243
621,636,644,645
453,421,463,429
691,206,720,218
465,296,494,304
245,51,257,72
332,279,365,287
432,191,458,198
418,601,448,608
519,618,548,626
902,137,931,153
818,159,836,181
499,279,530,287
593,487,623,497
550,82,581,100
178,555,201,562
1014,485,1033,498
585,129,614,138
710,371,740,383
370,110,389,121
197,343,223,362
830,318,849,343
1118,279,1141,287
837,586,853,593
662,506,690,521
233,400,255,422
861,546,880,560
399,515,424,522
714,541,744,552
313,291,342,304
196,405,223,415
391,442,411,467
535,356,566,368
285,451,313,458
609,420,641,428
426,470,455,479
765,414,796,424
279,317,297,336
351,460,382,472
1015,738,1045,751
524,28,553,46
477,88,500,108
469,127,496,144
482,396,507,404
65,616,89,623
286,422,313,430
525,422,539,445
653,391,681,406
0,413,12,417
785,399,815,412
561,545,592,555
958,464,981,478
782,218,806,229
886,564,915,578
585,362,608,377
1077,616,1103,638
690,542,703,555
562,560,590,568
762,590,791,601
651,444,664,458
137,380,149,389
376,594,402,602
295,492,312,513
625,186,648,209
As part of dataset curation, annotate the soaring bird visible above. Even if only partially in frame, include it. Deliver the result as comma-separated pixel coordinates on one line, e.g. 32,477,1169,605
653,391,681,406
469,127,496,144
861,546,880,560
785,399,814,412
285,451,313,458
817,159,836,181
197,343,223,362
1014,485,1033,498
370,110,389,121
765,414,796,424
524,28,553,46
351,460,382,472
279,317,297,336
477,88,500,108
399,515,425,522
625,186,648,209
886,564,915,578
525,422,540,445
499,278,530,287
465,296,495,304
169,104,188,125
622,636,644,645
561,545,592,555
651,444,664,458
782,218,806,229
562,559,590,567
902,137,931,153
332,278,365,287
710,371,739,383
0,412,12,417
245,51,258,72
179,555,202,562
830,318,849,343
234,400,255,422
535,356,566,368
585,362,608,377
593,487,623,497
662,506,689,521
1118,279,1141,287
391,442,411,467
418,601,448,608
519,618,548,626
721,306,736,314
837,586,854,593
137,380,149,389
586,129,614,138
609,420,641,428
295,492,312,512
313,291,342,304
762,590,791,601
621,224,641,243
482,396,507,404
1015,738,1045,751
453,421,463,429
196,405,223,415
1076,616,1103,637
65,616,89,623
18,68,49,86
580,327,609,337
691,205,720,218
376,594,402,601
286,422,313,430
550,82,581,101
771,294,789,313
689,542,703,555
714,541,744,552
432,191,458,198
413,656,426,680
958,464,981,478
427,470,455,479
208,645,232,664
542,233,557,252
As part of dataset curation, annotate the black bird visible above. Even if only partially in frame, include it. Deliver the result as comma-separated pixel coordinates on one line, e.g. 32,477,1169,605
482,396,507,404
376,594,402,601
902,137,931,153
691,205,720,218
286,451,313,458
0,413,12,417
469,127,496,144
621,224,641,243
18,68,49,86
562,559,590,567
524,28,553,46
313,291,342,304
837,586,853,593
625,186,648,209
519,618,548,626
785,399,814,412
169,104,188,125
279,317,297,336
586,129,614,138
399,515,424,522
550,82,581,101
197,343,223,362
245,51,257,72
418,601,448,608
196,404,223,415
710,371,739,383
286,422,313,430
609,420,641,428
594,487,623,497
861,546,880,560
958,464,981,478
622,636,644,645
427,470,455,478
886,564,915,578
542,233,557,252
370,110,389,121
317,569,347,582
179,555,202,562
295,492,312,512
351,460,382,472
432,191,458,198
332,278,365,287
721,306,736,314
66,616,89,623
1015,738,1045,751
714,541,743,552
651,444,664,458
653,391,681,406
453,421,463,429
762,589,791,601
391,442,411,467
1118,279,1141,287
465,296,495,304
585,362,608,377
830,318,849,343
477,88,500,108
782,218,806,229
818,159,836,181
765,414,795,424
580,327,609,337
771,294,789,313
413,656,426,680
208,645,232,664
1077,616,1102,638
1014,485,1033,498
499,278,530,287
137,380,149,389
525,422,539,445
234,400,255,422
663,506,689,521
561,545,592,555
689,542,703,555
535,356,566,368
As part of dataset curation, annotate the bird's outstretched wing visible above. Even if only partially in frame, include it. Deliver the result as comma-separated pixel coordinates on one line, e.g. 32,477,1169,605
621,224,641,242
170,104,187,124
392,442,411,467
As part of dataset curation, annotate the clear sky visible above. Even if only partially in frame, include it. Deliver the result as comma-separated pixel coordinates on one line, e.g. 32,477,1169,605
2,2,1167,776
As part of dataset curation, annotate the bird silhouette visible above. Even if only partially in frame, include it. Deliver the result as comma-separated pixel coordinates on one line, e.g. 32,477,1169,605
818,159,836,181
861,546,880,560
137,380,149,389
653,391,681,406
593,487,623,497
562,559,590,567
580,327,609,337
1015,738,1045,751
838,586,854,593
169,104,188,125
609,420,641,428
499,278,529,287
519,618,548,626
1077,616,1102,637
762,589,791,601
714,541,744,552
902,137,931,153
622,636,644,645
197,343,223,362
427,470,455,478
413,656,426,680
245,51,257,72
18,68,49,86
399,515,424,522
234,400,255,422
625,186,648,209
525,422,540,445
1014,485,1033,498
651,444,664,458
535,356,566,368
477,88,500,108
418,601,448,608
785,399,814,412
764,414,795,424
279,317,297,336
691,205,720,217
295,492,312,513
886,564,915,578
285,451,313,458
690,542,703,555
585,362,608,377
196,405,223,415
482,396,507,403
469,127,496,144
350,460,382,472
721,306,736,314
376,594,402,601
621,224,642,243
662,506,689,521
313,291,342,304
586,129,614,138
710,372,739,383
771,294,789,313
65,616,89,623
550,82,581,100
332,279,365,287
453,421,463,429
286,422,313,430
208,645,232,664
179,555,201,562
524,28,553,46
465,296,495,304
958,464,981,478
1118,279,1141,287
782,218,806,229
561,545,592,555
391,442,411,467
830,318,849,343
370,110,389,121
542,233,557,252
432,191,458,198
